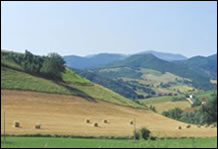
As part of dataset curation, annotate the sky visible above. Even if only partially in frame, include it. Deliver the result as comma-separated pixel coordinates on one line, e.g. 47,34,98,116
1,1,217,57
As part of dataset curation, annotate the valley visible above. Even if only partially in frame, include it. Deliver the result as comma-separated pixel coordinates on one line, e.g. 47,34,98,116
1,50,217,139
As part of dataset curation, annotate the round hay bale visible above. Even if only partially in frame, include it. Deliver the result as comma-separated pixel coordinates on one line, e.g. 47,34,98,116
130,121,134,125
85,119,90,124
35,124,41,129
186,125,191,128
205,124,210,128
177,126,182,130
103,120,108,124
211,125,216,128
13,121,20,128
93,123,98,127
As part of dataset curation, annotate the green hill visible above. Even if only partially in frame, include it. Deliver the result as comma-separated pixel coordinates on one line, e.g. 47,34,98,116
101,54,215,90
1,50,142,108
175,54,217,80
73,54,216,100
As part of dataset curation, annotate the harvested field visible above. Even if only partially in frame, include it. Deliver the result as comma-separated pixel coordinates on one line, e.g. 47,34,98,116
1,90,217,138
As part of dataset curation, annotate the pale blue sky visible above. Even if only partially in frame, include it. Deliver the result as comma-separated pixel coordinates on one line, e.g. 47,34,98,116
1,1,217,57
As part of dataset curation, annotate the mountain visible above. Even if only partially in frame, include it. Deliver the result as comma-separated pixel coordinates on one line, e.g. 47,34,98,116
63,50,187,70
140,50,187,61
64,53,126,69
97,54,215,90
75,55,203,100
64,51,216,100
175,54,217,80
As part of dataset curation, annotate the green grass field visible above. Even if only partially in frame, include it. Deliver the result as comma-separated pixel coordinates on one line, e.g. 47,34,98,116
1,67,73,95
138,96,175,105
138,68,162,76
1,136,217,148
195,90,217,99
169,85,196,93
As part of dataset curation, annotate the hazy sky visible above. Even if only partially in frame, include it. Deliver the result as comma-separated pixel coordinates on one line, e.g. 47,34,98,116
1,1,217,57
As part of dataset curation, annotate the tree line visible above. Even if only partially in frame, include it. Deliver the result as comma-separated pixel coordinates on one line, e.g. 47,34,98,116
8,50,65,80
162,93,217,125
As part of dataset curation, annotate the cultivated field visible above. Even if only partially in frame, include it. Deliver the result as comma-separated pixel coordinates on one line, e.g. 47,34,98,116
138,96,191,113
149,101,190,113
1,90,217,138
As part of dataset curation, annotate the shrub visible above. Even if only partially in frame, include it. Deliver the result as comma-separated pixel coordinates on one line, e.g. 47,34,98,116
136,128,151,140
149,105,157,113
191,100,201,107
162,108,183,120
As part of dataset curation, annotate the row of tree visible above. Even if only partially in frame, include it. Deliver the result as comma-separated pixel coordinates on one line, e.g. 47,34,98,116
162,94,217,125
9,50,65,80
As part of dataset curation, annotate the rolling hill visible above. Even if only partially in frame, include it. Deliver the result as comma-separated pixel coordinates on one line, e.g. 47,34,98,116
72,53,217,102
175,54,217,80
1,50,217,138
1,50,141,108
63,50,188,69
100,54,215,89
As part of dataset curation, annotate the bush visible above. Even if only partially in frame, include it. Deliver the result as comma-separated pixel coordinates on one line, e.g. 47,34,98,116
136,128,151,140
40,53,65,80
191,100,202,107
164,94,217,125
149,105,157,113
162,108,183,120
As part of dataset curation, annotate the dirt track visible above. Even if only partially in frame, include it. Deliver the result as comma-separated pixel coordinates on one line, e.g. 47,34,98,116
1,90,217,138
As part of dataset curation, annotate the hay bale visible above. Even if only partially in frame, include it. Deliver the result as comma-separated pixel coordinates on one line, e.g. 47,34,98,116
130,121,134,125
205,124,210,128
13,121,20,128
35,124,41,129
103,120,108,124
186,125,191,128
211,125,216,128
177,126,182,130
85,119,90,124
93,122,98,127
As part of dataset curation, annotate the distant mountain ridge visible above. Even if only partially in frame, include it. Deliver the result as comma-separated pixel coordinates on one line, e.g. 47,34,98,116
64,53,126,69
95,53,217,90
140,50,187,61
175,53,217,80
64,50,188,69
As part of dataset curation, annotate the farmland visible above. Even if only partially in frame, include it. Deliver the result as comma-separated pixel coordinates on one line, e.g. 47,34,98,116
1,90,217,138
138,96,191,113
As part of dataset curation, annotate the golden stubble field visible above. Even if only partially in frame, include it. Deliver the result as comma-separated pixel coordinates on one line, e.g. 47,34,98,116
1,90,217,138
